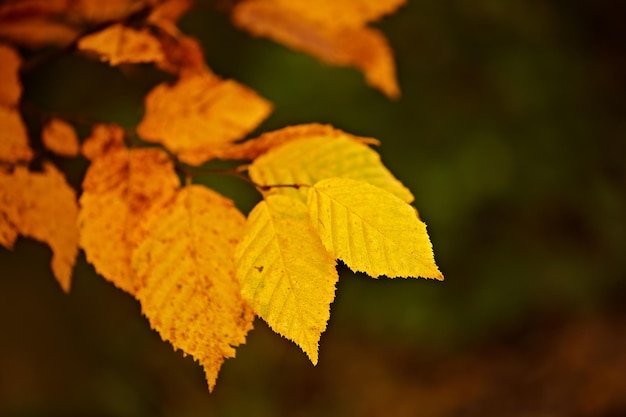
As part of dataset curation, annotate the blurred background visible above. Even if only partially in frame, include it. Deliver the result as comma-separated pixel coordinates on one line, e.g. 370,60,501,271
1,0,625,416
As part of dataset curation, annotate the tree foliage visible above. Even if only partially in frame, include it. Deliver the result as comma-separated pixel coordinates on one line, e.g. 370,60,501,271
0,0,442,391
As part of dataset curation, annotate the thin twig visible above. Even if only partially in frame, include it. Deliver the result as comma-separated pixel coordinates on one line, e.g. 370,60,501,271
175,162,310,190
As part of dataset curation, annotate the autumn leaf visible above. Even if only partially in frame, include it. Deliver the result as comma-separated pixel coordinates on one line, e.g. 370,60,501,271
264,0,406,28
207,123,373,162
0,0,445,392
232,0,402,98
156,34,207,76
0,44,32,163
248,125,413,202
71,0,146,23
308,177,442,279
148,0,193,36
0,0,69,17
42,118,80,157
178,123,364,163
0,18,79,48
136,70,273,165
0,0,145,48
133,185,254,391
78,147,180,295
78,23,165,66
235,195,338,364
0,163,79,292
0,44,22,106
80,123,126,160
0,106,33,163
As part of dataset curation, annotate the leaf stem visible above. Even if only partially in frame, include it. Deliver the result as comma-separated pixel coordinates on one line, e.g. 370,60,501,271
173,162,310,190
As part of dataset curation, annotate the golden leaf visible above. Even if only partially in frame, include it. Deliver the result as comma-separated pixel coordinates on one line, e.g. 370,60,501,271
42,118,80,157
72,0,145,23
0,44,22,106
261,0,406,28
0,18,79,48
235,195,337,364
248,125,413,202
133,185,254,391
0,44,31,163
81,123,125,161
0,163,79,292
78,23,165,66
232,0,402,98
0,0,143,48
136,70,273,165
78,147,180,295
148,0,193,36
0,0,68,17
206,123,374,162
0,106,33,163
156,34,207,76
308,177,443,279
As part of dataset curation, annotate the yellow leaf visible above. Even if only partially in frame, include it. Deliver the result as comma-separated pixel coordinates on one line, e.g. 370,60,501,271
248,126,413,203
232,0,402,98
308,177,443,280
42,118,80,157
78,148,180,295
136,70,273,166
80,123,125,161
235,195,337,364
0,44,21,106
0,106,33,163
0,163,79,292
212,123,375,162
172,123,350,163
78,23,165,66
133,185,254,391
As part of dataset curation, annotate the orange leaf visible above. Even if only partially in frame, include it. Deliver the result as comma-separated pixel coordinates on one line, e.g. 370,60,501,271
0,44,22,106
78,147,180,295
204,123,376,162
78,23,164,66
81,123,126,160
0,44,31,163
309,178,443,279
0,17,79,48
246,124,414,203
247,0,406,28
71,0,145,23
0,106,33,163
232,0,402,98
133,185,254,391
148,0,193,36
0,0,69,17
136,70,273,165
42,118,80,157
0,163,79,292
156,34,207,76
148,0,201,75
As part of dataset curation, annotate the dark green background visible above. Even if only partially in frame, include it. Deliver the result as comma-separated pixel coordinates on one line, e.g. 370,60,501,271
1,1,625,415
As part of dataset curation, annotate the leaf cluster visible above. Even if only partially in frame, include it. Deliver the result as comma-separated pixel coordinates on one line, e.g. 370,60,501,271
0,0,441,391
